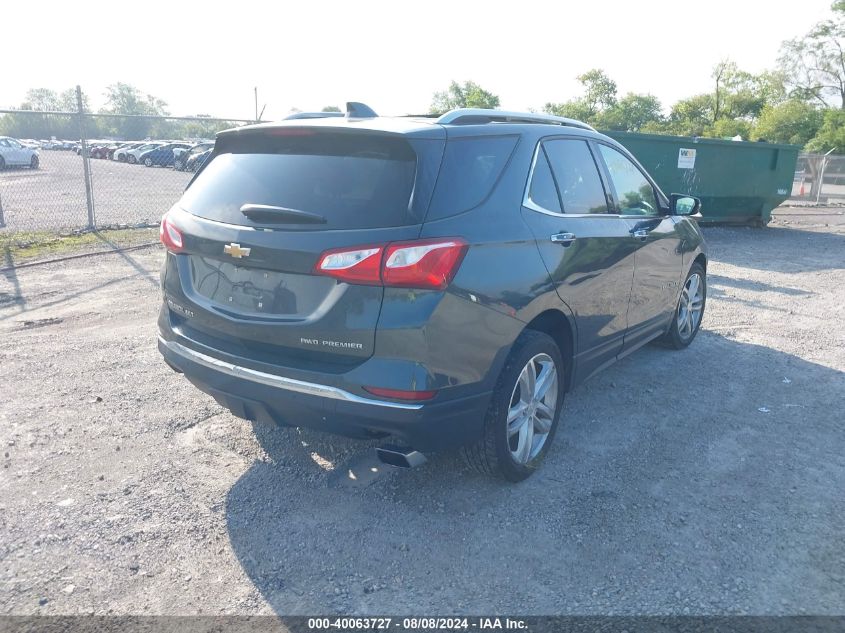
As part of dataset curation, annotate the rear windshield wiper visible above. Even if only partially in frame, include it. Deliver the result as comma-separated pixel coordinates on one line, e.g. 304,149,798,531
240,204,327,224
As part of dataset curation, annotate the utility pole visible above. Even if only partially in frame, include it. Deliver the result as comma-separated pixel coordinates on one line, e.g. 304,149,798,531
254,87,258,122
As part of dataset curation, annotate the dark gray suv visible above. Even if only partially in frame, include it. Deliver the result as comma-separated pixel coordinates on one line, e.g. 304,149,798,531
157,105,706,481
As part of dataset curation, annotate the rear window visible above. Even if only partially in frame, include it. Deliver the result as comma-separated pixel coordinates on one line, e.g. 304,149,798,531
180,132,418,230
427,135,518,219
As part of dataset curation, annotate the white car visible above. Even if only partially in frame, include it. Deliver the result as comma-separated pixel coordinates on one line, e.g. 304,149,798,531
112,142,145,162
0,137,39,170
124,142,165,165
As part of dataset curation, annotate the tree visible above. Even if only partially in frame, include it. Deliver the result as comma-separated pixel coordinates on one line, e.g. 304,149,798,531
595,93,663,131
666,94,715,136
778,11,845,108
807,108,845,151
754,100,823,145
543,100,594,122
100,83,170,140
430,81,500,112
57,88,91,113
544,69,618,124
102,82,169,116
321,105,341,112
577,69,617,116
713,61,770,120
23,88,60,112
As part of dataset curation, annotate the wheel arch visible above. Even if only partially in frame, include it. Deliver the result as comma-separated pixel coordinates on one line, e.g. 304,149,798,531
522,309,575,392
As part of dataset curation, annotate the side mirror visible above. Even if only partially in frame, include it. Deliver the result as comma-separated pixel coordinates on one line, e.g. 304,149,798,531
670,193,701,216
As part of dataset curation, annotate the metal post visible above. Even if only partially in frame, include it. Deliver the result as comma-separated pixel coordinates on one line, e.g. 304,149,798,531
76,85,95,229
816,147,837,205
0,193,5,228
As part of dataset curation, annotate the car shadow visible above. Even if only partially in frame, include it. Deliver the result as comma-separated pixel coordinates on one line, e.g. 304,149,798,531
703,225,845,273
225,331,845,615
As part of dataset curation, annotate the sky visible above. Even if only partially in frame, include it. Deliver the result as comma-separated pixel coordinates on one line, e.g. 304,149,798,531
1,0,837,121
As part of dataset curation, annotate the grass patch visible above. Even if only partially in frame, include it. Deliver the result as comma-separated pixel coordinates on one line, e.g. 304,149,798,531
1,227,160,265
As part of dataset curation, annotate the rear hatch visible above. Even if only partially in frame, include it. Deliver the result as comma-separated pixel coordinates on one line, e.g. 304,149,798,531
163,125,444,369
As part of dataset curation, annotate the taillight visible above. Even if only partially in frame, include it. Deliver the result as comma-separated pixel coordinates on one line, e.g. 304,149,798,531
160,213,184,253
314,238,467,290
382,239,467,290
314,245,383,285
363,386,438,401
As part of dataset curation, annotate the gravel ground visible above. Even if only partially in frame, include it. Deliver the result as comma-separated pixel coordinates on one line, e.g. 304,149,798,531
0,151,190,232
0,208,844,616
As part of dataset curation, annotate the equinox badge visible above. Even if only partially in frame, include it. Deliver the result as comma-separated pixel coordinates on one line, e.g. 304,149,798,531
224,243,251,259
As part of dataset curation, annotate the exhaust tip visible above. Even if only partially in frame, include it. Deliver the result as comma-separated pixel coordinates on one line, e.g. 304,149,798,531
375,445,427,469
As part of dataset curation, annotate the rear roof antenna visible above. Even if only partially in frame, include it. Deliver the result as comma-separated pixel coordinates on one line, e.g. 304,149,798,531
346,102,378,119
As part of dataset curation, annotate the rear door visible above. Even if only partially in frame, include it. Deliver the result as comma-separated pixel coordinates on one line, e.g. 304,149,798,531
595,143,685,351
163,127,443,368
520,137,638,381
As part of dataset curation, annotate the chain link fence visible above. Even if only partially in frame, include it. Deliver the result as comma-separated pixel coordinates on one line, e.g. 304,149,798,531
0,88,252,242
789,152,845,204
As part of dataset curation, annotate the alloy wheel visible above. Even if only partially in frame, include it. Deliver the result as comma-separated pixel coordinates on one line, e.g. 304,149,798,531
677,272,704,340
507,353,558,464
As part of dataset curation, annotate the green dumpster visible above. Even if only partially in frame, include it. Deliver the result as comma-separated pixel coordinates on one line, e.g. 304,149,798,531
602,131,801,225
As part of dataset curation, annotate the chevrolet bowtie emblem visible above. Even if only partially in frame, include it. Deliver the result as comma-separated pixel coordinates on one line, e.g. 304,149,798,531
224,243,251,258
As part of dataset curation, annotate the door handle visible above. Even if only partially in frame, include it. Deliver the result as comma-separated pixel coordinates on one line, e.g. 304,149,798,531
550,232,576,246
632,229,649,239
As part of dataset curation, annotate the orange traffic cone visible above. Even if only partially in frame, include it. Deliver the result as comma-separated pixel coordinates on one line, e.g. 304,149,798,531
799,181,805,196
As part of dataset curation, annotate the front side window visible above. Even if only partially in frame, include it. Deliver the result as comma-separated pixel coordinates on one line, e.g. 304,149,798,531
542,139,608,214
598,144,659,216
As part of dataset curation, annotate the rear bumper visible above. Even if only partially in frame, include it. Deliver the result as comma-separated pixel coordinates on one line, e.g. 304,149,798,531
158,336,490,452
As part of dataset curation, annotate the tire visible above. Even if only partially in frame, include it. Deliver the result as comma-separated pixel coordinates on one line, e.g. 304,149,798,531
658,262,706,349
117,153,126,162
0,156,5,171
30,155,39,169
144,157,153,167
462,330,565,482
128,155,137,164
174,159,183,171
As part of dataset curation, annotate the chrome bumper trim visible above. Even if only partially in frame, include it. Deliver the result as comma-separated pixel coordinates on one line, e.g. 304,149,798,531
158,337,424,411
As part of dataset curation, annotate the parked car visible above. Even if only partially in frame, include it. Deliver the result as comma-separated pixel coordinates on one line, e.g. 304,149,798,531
112,142,145,162
157,106,707,481
174,142,214,171
185,148,212,172
125,142,165,164
90,142,118,159
0,136,40,169
139,142,192,167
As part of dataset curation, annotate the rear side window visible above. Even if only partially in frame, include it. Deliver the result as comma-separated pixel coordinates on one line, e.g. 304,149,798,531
527,149,561,212
180,132,418,230
427,136,518,219
542,140,608,214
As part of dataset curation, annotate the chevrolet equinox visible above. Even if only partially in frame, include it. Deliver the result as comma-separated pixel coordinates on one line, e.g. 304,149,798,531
157,104,707,481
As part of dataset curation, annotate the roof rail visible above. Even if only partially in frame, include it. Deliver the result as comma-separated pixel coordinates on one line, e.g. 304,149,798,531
436,109,596,132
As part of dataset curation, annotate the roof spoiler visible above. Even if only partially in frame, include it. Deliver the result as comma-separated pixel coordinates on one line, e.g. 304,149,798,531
346,102,378,119
281,103,379,121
